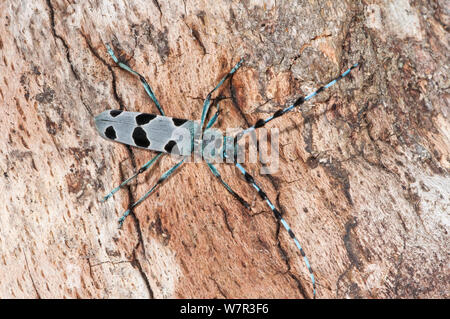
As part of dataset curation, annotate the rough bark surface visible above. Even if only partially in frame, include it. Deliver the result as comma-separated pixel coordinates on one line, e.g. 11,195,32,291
0,0,448,298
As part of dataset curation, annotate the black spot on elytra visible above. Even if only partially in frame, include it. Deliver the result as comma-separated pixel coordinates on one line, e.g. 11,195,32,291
172,118,188,126
105,126,117,140
110,110,123,117
136,113,157,125
132,127,150,147
164,140,177,153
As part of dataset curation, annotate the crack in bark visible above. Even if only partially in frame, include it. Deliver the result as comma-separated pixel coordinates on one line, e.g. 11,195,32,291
79,91,94,117
82,34,126,110
288,32,332,70
229,77,260,150
335,217,360,297
217,204,234,239
210,277,227,298
191,28,207,55
187,95,230,103
23,250,41,299
131,246,155,298
90,260,131,267
86,257,96,285
46,0,79,80
82,33,155,298
229,79,251,127
343,217,361,270
117,156,148,257
182,19,207,55
45,1,93,117
152,0,163,18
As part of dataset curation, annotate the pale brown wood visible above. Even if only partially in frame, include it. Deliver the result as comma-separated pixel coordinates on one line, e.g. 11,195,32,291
0,0,448,298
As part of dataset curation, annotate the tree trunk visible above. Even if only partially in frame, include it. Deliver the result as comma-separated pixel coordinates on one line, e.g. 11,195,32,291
0,0,448,298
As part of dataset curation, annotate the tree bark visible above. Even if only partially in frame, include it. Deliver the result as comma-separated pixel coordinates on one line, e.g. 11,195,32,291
0,0,448,298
